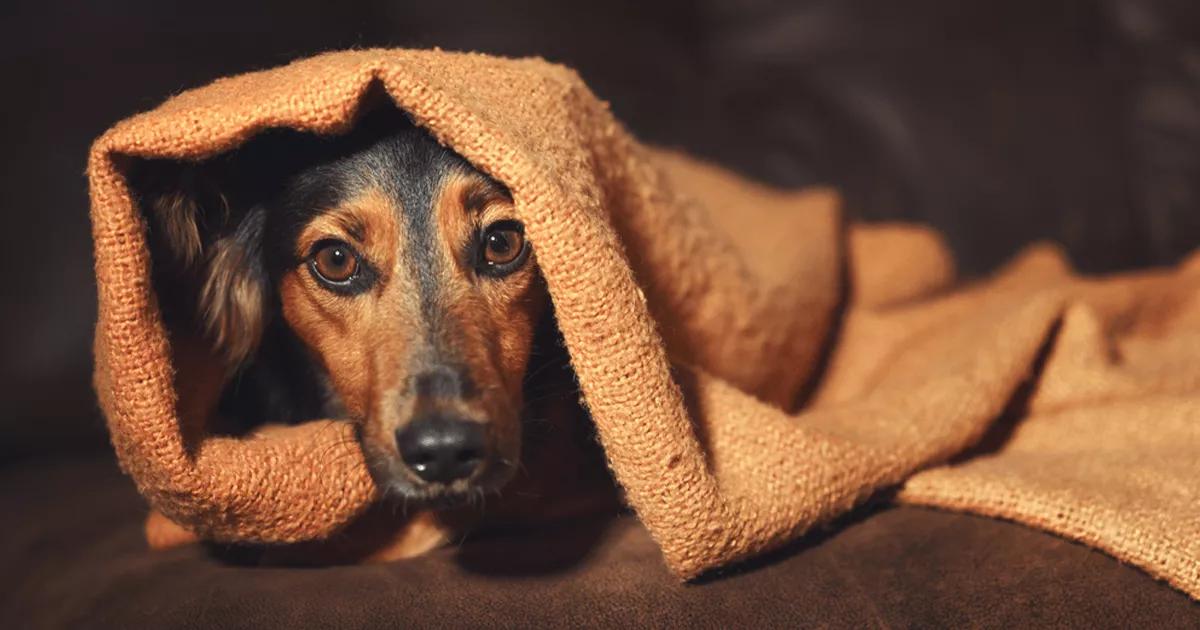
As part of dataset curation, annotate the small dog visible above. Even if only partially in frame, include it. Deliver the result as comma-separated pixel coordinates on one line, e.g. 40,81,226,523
137,107,615,560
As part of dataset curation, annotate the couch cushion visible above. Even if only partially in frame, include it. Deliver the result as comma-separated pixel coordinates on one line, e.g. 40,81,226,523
3,455,1194,628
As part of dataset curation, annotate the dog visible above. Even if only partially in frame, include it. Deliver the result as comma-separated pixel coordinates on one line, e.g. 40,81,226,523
136,107,617,561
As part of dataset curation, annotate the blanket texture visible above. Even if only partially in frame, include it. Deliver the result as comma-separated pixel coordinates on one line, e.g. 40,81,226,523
88,49,1200,597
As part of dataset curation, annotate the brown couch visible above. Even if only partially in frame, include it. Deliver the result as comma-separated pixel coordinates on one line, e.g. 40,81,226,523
4,1,1198,626
5,455,1196,627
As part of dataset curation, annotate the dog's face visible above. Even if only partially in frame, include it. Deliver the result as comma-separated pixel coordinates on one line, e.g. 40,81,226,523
271,129,546,504
142,114,549,506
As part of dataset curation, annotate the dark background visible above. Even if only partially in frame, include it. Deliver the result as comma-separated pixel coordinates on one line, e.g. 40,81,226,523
2,0,1198,462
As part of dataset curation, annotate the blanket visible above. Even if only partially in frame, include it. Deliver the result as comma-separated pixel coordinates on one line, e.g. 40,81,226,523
88,49,1200,597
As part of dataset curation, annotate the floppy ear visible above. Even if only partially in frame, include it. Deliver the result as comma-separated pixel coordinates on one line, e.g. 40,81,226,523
144,167,228,269
200,206,269,367
141,165,269,367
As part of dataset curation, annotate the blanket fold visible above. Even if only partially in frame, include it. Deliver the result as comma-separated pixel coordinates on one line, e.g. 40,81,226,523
88,49,1199,597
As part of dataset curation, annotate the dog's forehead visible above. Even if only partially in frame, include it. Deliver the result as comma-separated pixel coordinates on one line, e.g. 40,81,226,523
298,131,464,216
272,124,514,294
272,131,464,263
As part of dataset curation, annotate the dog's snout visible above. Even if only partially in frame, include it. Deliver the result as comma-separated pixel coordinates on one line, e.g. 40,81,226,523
397,415,485,484
411,365,476,400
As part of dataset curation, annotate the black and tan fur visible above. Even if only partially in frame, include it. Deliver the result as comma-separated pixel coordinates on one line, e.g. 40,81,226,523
136,108,616,560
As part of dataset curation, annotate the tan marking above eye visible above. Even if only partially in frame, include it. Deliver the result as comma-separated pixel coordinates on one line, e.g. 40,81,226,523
312,241,359,283
462,175,512,212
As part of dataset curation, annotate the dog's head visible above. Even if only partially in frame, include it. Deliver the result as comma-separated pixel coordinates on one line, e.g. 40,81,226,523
140,110,549,506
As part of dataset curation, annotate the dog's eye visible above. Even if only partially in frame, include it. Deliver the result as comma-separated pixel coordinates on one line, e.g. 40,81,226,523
310,240,360,284
478,221,529,277
485,228,523,265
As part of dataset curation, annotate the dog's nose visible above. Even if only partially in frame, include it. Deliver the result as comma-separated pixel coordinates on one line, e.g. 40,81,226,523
396,416,485,484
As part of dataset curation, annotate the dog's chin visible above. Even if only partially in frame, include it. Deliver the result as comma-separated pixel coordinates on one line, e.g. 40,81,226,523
368,459,518,511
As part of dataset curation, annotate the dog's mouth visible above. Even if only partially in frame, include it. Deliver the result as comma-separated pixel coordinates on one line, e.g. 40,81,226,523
361,437,519,510
355,373,524,510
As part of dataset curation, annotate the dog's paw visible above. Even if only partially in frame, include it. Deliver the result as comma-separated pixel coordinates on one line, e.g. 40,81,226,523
363,511,453,562
145,510,200,549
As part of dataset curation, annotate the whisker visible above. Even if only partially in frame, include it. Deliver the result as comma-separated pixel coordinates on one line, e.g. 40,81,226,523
498,456,530,476
521,358,572,385
474,486,487,512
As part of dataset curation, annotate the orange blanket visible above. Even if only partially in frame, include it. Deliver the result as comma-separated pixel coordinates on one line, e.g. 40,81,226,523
88,49,1200,597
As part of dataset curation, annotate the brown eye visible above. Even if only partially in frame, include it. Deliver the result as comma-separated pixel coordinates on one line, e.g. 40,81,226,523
485,229,523,265
311,241,359,284
478,221,529,276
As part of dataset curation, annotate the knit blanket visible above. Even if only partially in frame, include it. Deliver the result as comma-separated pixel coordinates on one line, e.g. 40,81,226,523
88,49,1199,597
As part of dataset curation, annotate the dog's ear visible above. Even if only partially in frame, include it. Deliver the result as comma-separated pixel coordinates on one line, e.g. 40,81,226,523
140,163,269,367
143,166,229,270
200,206,269,367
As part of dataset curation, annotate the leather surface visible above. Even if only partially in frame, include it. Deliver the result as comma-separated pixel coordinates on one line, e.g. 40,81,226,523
3,456,1196,628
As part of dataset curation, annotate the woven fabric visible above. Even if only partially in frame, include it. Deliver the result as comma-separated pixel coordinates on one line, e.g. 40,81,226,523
88,49,1199,596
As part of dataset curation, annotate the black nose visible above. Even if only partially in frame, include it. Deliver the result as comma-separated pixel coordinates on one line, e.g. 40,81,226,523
396,416,485,484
